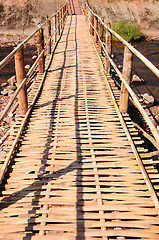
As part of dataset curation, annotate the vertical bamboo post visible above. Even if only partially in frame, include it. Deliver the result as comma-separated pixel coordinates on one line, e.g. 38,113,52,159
56,12,58,35
57,12,60,36
53,15,57,43
120,46,133,113
98,21,103,54
88,8,90,29
105,23,112,74
90,12,94,35
66,4,68,19
47,18,51,55
14,48,28,115
94,15,97,44
54,15,57,43
61,8,63,31
65,5,67,21
66,1,69,16
37,28,45,73
66,4,68,17
63,6,65,23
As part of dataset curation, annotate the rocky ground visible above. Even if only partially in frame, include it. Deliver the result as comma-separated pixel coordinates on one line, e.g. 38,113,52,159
0,76,18,141
0,32,36,47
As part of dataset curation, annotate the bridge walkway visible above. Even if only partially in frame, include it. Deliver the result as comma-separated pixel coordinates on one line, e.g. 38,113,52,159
0,15,159,239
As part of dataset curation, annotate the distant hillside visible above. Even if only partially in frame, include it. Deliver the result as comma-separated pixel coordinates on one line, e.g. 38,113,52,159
0,0,57,29
0,0,159,38
88,0,159,37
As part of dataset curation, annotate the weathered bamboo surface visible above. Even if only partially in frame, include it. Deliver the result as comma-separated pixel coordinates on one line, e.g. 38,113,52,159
0,15,159,239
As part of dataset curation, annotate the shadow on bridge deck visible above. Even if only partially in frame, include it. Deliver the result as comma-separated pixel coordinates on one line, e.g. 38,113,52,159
0,14,159,240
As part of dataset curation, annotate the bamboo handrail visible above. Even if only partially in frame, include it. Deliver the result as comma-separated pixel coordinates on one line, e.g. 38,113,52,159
102,62,159,213
0,8,66,184
89,3,159,211
0,2,67,71
82,0,159,149
0,48,45,122
0,1,68,123
84,1,159,79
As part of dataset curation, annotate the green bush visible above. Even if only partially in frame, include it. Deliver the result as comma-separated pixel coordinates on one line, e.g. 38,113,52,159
112,20,144,42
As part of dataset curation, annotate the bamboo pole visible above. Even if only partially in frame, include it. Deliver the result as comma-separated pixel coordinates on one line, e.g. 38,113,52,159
98,22,103,54
0,25,64,185
47,18,51,55
64,5,66,23
37,28,45,73
66,1,68,16
55,15,57,42
102,68,159,213
109,28,159,78
86,5,159,78
64,5,67,22
90,12,94,35
0,2,67,71
105,23,112,74
63,6,65,24
94,15,98,44
120,46,133,113
61,8,63,31
58,12,60,35
90,19,159,146
14,48,28,115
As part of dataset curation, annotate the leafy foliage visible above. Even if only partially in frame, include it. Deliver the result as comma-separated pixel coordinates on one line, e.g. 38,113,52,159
112,20,144,42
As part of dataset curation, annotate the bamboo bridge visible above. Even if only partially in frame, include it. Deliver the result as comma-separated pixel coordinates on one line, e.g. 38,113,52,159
0,0,159,239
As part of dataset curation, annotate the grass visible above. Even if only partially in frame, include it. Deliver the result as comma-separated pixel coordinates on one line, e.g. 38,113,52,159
112,20,145,42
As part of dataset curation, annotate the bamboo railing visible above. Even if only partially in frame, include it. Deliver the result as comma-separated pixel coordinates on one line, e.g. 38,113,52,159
0,1,68,123
0,1,68,184
82,0,159,149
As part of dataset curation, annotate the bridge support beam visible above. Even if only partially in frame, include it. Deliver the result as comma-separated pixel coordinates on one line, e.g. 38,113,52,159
14,48,28,115
120,46,133,113
37,28,45,74
105,23,112,74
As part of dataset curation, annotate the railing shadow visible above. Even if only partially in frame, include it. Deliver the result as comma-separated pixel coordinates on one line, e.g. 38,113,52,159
0,15,85,239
